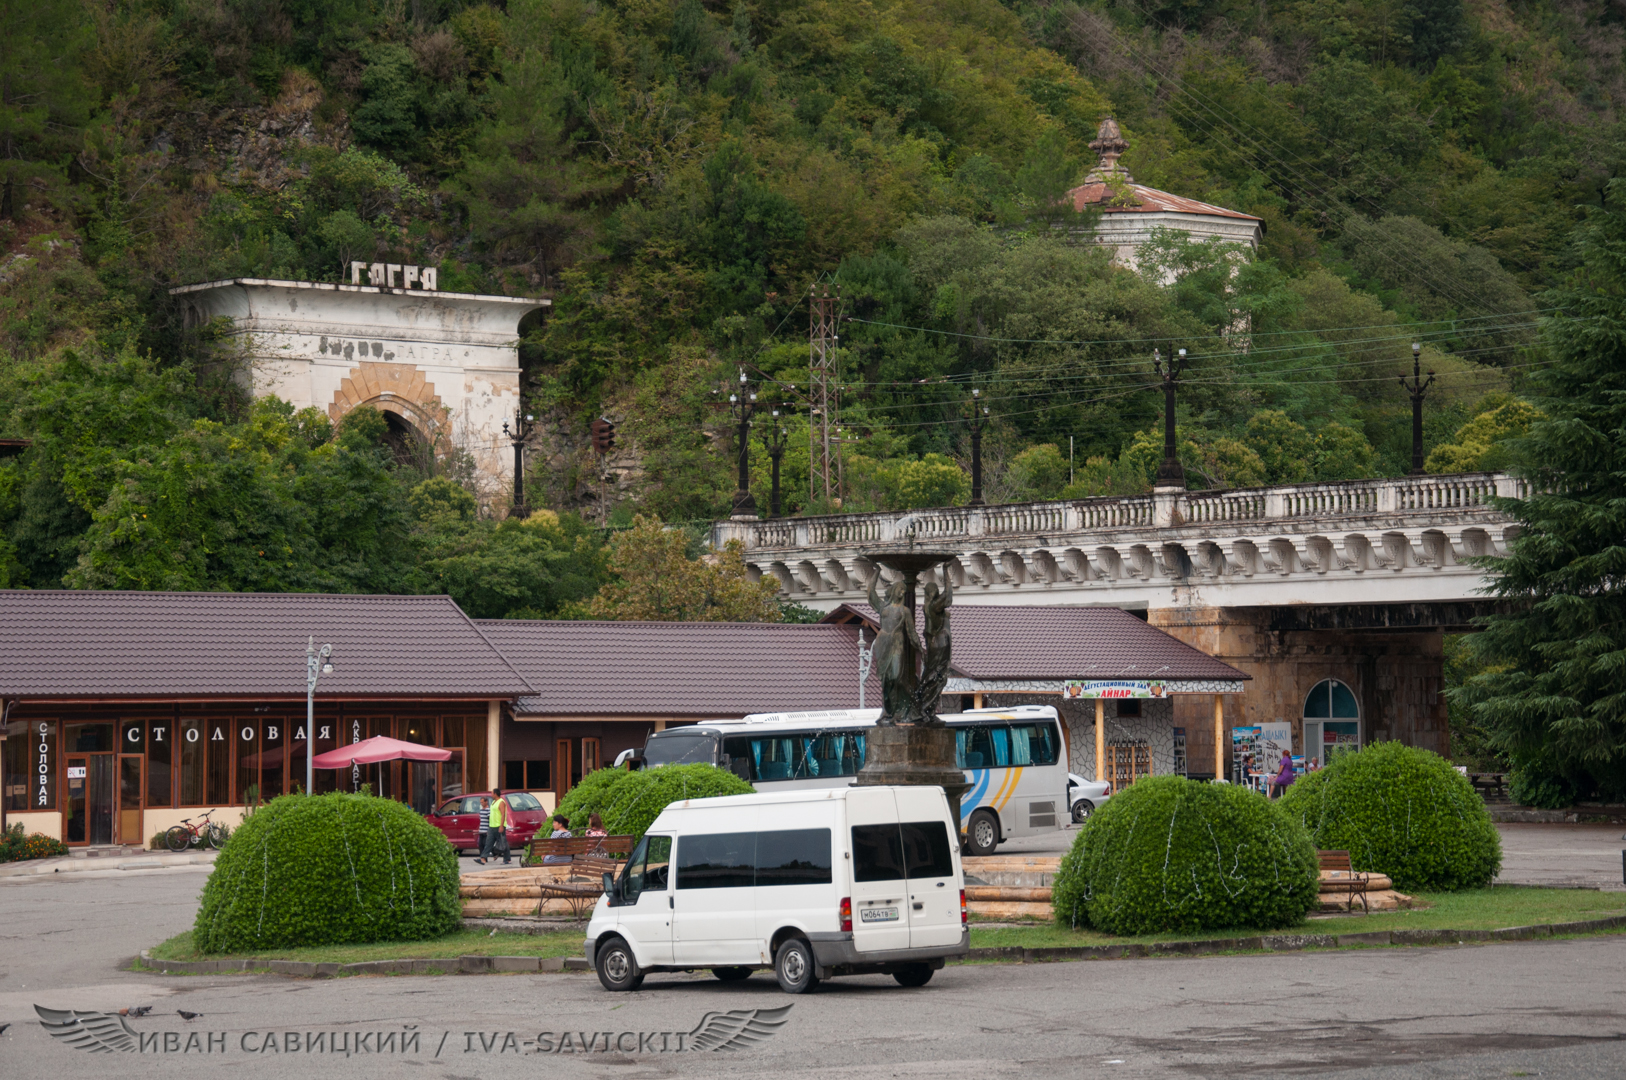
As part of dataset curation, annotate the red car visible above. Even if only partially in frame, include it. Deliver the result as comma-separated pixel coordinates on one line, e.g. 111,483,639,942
427,791,549,854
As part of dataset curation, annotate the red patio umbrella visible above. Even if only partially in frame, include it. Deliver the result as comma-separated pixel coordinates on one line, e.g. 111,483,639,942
312,736,452,768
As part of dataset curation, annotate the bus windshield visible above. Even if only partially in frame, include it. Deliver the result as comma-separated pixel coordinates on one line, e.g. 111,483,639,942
643,733,718,767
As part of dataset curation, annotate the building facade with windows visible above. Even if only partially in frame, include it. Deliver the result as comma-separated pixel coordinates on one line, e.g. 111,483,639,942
0,591,528,846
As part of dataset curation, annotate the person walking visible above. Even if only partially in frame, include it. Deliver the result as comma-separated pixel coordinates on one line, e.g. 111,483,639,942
487,788,513,865
474,795,492,865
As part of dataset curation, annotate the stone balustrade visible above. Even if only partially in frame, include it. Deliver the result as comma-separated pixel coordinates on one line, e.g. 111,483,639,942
710,472,1526,610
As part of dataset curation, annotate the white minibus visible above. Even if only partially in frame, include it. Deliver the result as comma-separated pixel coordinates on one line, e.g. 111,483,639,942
586,785,970,994
632,705,1069,856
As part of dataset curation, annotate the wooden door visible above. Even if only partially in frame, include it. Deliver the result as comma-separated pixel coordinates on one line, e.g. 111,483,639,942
555,738,572,801
582,737,601,779
118,755,143,846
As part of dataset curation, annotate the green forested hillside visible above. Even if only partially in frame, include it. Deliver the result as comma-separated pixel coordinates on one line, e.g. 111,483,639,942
0,0,1620,597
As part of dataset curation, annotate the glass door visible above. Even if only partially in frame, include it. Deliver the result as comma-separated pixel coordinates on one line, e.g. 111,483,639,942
66,754,116,845
118,755,143,846
65,754,88,844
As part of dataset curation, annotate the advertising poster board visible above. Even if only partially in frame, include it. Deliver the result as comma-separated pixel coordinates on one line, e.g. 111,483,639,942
1063,679,1168,700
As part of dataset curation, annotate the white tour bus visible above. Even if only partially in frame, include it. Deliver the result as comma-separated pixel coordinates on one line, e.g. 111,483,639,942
586,785,969,994
632,705,1069,856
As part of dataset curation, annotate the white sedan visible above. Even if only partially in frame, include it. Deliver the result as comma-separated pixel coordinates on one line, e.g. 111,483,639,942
1067,773,1112,823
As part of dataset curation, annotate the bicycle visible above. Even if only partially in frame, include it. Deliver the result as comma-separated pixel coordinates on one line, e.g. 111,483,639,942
165,810,227,852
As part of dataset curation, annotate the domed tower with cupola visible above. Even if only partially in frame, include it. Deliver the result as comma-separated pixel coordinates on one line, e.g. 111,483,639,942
1067,118,1263,282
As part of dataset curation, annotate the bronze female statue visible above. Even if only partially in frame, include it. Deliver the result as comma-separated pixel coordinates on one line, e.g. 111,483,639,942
867,575,921,724
914,576,953,722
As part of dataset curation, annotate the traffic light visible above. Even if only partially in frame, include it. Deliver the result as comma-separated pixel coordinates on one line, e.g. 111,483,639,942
590,417,616,453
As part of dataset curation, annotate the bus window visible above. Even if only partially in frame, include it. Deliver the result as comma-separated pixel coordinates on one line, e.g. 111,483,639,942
801,731,860,778
1008,723,1059,766
956,726,997,769
643,733,717,767
721,737,757,782
750,736,798,781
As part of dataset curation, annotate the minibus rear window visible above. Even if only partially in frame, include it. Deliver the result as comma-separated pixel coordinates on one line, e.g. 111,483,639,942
852,824,907,882
853,822,954,882
900,821,954,879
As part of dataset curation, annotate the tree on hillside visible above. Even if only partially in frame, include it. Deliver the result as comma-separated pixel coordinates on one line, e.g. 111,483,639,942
580,515,783,622
1454,186,1626,806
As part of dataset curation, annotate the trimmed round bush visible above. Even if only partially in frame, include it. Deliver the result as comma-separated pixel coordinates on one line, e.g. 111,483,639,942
1052,776,1319,935
1279,741,1501,891
193,792,460,954
555,764,753,841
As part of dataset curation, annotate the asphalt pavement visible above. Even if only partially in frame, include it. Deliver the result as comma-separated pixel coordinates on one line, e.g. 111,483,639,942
3,858,1626,1078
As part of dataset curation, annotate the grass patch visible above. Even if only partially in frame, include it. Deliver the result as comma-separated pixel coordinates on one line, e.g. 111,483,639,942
968,887,1626,950
147,928,585,966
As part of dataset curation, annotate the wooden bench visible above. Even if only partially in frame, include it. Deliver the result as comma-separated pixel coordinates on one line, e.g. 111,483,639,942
1318,850,1372,914
525,834,634,864
537,854,624,918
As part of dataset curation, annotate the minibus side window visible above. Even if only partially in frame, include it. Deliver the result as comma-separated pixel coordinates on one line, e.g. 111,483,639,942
755,829,832,886
676,833,755,889
851,824,907,882
622,835,671,903
900,821,954,879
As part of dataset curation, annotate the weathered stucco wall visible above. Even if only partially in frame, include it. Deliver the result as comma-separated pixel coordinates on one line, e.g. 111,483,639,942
1149,606,1447,772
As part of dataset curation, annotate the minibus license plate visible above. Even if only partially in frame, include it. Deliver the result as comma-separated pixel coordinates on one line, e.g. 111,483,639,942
860,906,899,923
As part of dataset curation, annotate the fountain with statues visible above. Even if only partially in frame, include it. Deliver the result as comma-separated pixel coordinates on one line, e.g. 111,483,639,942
854,540,973,836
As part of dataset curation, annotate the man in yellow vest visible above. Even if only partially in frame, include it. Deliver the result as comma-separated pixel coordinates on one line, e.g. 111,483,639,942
483,788,513,865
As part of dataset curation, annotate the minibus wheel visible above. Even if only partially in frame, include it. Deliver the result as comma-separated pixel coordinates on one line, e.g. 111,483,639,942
893,965,933,987
774,938,820,994
595,939,644,992
712,967,753,982
965,810,999,857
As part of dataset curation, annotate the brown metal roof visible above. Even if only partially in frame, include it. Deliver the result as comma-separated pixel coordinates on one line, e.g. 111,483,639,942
475,620,879,717
1067,182,1263,222
0,590,533,700
822,604,1249,683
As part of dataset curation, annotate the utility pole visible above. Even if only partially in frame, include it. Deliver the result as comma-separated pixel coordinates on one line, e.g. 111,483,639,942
761,403,791,518
590,417,616,524
965,388,989,506
809,285,840,508
501,410,535,518
728,371,759,519
305,637,333,799
1152,348,1188,488
1401,342,1435,475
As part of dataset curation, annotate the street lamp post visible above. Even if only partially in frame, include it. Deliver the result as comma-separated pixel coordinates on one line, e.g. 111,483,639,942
729,370,759,519
966,388,989,507
305,637,333,798
501,411,535,518
761,404,791,517
1152,348,1187,488
1401,342,1435,475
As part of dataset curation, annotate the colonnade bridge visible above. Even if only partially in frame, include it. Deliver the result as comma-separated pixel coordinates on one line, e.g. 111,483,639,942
710,472,1525,774
712,472,1520,611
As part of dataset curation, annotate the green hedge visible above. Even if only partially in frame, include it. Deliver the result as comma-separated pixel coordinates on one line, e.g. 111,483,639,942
1052,776,1319,935
1279,741,1501,891
193,792,460,953
553,764,753,842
